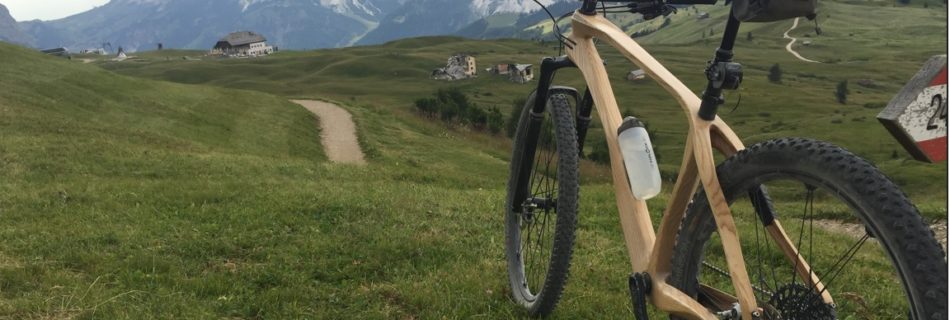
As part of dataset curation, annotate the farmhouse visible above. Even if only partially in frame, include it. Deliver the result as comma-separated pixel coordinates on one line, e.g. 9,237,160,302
432,54,477,81
211,31,273,56
455,55,477,76
510,64,534,84
488,64,510,75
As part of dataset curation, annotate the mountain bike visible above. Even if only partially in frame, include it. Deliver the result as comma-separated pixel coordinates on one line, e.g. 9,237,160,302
504,0,948,318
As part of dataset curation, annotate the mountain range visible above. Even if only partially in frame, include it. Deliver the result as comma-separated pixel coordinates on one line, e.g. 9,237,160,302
0,4,31,45
0,0,571,51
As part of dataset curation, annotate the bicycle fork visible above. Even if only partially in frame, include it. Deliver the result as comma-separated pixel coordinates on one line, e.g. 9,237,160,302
511,56,583,211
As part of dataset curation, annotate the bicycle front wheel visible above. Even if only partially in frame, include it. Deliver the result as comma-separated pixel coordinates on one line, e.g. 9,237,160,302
504,92,580,317
669,138,947,319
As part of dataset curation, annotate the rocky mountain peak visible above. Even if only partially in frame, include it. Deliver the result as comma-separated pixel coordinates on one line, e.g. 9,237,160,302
0,3,33,46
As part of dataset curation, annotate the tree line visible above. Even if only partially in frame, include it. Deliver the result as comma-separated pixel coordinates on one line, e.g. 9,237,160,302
414,88,504,134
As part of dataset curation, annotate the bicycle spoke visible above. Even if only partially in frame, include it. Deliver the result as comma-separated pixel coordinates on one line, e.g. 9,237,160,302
522,217,532,288
753,203,774,300
542,142,556,194
530,130,546,195
666,138,939,319
519,112,561,298
707,182,876,317
536,220,545,295
790,186,814,285
535,207,551,292
816,233,871,297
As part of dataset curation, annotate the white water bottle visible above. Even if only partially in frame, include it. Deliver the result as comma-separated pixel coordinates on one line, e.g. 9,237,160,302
617,117,661,200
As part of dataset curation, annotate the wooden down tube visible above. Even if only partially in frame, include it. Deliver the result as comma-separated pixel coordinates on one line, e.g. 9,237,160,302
566,12,763,319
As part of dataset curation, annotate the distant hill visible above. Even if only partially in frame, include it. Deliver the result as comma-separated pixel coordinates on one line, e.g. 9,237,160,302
455,0,947,50
0,3,32,46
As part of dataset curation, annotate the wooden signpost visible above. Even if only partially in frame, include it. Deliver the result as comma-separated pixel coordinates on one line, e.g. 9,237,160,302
878,55,948,163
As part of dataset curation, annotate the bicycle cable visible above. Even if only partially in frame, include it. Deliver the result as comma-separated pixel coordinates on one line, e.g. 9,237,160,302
531,1,675,56
728,92,742,114
532,0,576,54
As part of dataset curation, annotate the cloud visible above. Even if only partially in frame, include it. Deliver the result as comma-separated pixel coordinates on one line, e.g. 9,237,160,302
3,0,110,21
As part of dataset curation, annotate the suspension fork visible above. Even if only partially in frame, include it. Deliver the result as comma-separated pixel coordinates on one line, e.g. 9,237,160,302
511,56,579,211
576,89,594,158
530,56,578,113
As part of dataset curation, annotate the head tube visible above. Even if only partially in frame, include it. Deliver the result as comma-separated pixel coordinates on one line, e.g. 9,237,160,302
580,0,599,15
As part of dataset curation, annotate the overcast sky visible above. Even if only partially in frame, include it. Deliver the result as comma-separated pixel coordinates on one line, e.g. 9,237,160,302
3,0,110,21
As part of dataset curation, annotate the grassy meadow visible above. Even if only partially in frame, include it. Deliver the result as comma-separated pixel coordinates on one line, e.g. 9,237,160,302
102,1,947,216
0,0,946,318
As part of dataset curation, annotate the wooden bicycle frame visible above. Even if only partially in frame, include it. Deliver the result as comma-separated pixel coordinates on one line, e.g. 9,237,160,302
559,11,832,319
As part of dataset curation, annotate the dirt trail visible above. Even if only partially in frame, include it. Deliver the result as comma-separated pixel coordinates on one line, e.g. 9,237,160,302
783,18,821,64
814,220,947,253
291,100,366,165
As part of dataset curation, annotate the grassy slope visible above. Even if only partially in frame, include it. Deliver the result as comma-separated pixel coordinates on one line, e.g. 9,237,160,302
104,6,947,217
1,40,687,318
0,42,333,317
1,40,646,319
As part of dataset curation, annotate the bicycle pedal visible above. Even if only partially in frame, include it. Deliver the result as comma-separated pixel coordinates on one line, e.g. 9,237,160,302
628,273,652,320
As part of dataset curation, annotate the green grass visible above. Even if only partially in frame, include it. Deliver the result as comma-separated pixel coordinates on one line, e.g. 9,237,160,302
102,16,947,219
0,41,647,318
1,1,946,316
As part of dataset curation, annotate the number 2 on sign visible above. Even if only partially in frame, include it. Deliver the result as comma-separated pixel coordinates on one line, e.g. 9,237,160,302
927,94,947,130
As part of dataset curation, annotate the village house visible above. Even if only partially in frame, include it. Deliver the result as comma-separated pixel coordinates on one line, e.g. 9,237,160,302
488,64,510,75
458,55,477,76
509,64,534,84
211,31,273,56
432,54,477,81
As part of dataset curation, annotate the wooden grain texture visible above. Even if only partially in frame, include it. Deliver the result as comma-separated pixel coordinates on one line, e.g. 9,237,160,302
566,31,656,273
567,11,764,319
692,121,757,320
571,13,702,116
710,120,745,156
649,132,699,276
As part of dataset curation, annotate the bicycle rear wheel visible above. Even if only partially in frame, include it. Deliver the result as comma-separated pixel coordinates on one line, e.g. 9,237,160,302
669,138,947,319
505,92,580,317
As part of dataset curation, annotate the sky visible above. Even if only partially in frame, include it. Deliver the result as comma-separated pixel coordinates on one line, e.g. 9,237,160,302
3,0,110,21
